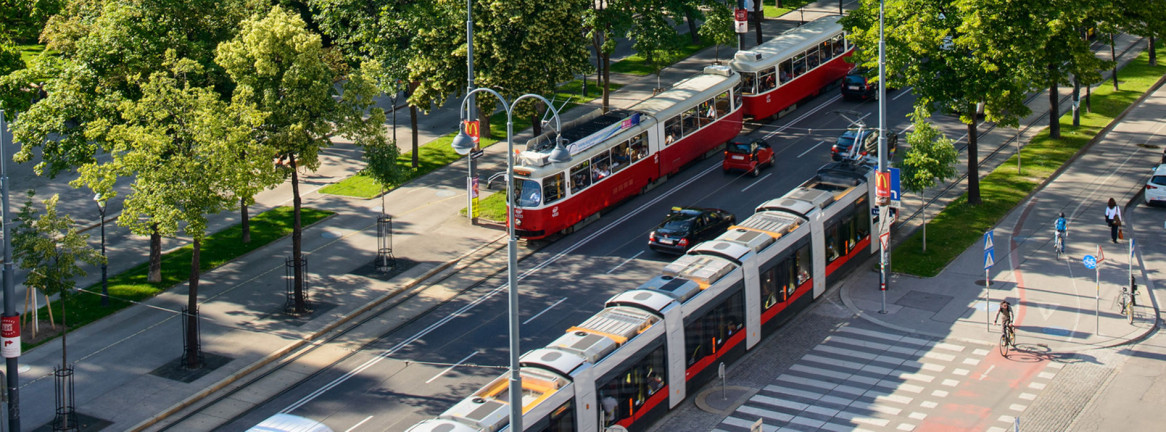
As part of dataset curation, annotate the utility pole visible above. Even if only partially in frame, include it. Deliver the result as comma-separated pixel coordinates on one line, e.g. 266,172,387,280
877,0,889,307
1,110,21,432
463,0,478,224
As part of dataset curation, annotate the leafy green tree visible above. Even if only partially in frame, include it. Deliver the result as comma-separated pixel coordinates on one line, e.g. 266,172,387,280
217,5,389,313
629,3,682,92
0,0,64,43
699,1,736,64
584,0,635,112
12,192,104,368
78,56,267,367
844,0,1030,205
901,110,958,252
1115,0,1166,66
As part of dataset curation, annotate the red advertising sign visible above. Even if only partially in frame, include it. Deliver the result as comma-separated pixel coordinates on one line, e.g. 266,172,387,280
876,171,891,198
1,315,19,358
464,120,481,146
735,8,748,22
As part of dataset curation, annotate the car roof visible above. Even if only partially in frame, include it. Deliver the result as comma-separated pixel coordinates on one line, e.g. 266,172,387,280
1153,164,1166,176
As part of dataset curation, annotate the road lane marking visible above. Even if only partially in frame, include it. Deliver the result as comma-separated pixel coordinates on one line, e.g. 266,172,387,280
761,94,843,140
523,297,568,324
607,251,643,274
797,141,825,158
741,173,773,192
979,364,996,380
426,351,478,384
344,416,373,432
892,87,914,100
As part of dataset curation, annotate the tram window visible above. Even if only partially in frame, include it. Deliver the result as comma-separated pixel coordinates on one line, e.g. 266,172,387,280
760,265,778,309
834,34,847,55
825,223,843,262
741,72,757,95
698,99,715,126
855,198,870,239
806,47,821,69
597,345,666,427
684,290,745,366
733,81,743,108
535,400,575,432
792,53,807,77
779,59,793,83
515,179,542,207
758,67,776,92
569,160,592,193
682,107,699,136
715,92,730,118
820,41,834,62
630,132,648,160
542,173,565,205
592,151,611,181
781,256,796,298
611,141,630,173
665,116,682,145
795,244,811,286
843,214,858,255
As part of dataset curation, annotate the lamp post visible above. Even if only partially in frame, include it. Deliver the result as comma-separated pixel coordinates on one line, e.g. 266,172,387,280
451,88,570,432
93,193,108,307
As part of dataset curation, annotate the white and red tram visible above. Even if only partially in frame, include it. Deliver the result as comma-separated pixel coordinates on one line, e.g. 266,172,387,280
510,65,743,240
407,162,878,432
730,15,853,120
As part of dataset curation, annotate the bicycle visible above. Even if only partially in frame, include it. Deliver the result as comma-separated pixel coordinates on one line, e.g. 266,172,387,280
1054,229,1067,258
999,322,1015,357
1117,286,1135,324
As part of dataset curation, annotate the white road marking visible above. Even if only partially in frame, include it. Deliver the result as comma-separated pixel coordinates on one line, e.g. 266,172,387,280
979,364,996,380
797,141,826,158
892,86,914,100
523,297,568,324
426,351,478,384
344,416,373,432
606,251,643,274
741,173,773,192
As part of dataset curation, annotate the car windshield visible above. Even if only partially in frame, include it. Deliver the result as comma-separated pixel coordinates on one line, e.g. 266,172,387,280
845,75,865,85
515,179,541,207
727,142,752,153
661,217,694,232
835,135,856,149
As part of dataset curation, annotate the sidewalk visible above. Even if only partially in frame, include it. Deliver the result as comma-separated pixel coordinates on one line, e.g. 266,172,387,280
5,6,847,432
841,76,1166,355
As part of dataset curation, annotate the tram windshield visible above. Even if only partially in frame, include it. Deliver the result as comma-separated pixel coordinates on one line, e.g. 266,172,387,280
515,178,542,207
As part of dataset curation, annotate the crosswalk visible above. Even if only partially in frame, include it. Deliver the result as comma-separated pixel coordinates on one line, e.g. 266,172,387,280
714,324,1064,431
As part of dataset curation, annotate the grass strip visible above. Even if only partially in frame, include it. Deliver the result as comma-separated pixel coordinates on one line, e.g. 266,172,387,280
892,45,1166,277
610,36,715,76
322,80,622,198
25,206,333,349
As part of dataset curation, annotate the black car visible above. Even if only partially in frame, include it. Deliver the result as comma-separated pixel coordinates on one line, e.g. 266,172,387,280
831,128,898,163
648,207,736,254
841,71,878,100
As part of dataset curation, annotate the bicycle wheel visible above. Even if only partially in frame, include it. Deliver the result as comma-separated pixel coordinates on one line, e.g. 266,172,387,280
999,333,1009,357
1126,295,1135,324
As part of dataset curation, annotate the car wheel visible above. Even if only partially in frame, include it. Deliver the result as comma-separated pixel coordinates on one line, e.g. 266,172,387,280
767,154,776,168
750,166,760,177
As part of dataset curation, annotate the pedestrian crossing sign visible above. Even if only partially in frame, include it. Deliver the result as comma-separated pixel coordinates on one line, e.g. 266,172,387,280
984,249,995,269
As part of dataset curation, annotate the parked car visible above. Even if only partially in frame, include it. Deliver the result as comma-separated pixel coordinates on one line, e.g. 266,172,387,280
1144,164,1166,206
722,139,775,177
648,207,736,254
831,127,898,164
841,69,878,100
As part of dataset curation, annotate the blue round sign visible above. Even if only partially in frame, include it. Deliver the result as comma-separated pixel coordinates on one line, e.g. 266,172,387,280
1083,255,1097,270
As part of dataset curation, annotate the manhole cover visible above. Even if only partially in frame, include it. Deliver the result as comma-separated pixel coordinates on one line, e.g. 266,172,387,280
974,279,995,286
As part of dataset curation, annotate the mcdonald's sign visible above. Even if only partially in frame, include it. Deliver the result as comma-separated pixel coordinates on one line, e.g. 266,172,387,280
464,120,481,146
876,170,891,198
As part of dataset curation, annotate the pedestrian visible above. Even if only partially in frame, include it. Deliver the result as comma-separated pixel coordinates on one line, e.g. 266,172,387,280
1105,197,1123,243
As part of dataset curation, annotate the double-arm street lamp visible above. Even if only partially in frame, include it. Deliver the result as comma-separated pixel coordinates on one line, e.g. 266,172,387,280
93,193,108,307
451,87,570,432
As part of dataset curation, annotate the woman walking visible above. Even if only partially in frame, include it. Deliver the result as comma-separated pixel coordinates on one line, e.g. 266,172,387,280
1105,198,1123,243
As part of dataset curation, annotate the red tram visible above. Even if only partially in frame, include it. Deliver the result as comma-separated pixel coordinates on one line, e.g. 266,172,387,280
730,15,853,120
408,162,877,432
510,65,743,240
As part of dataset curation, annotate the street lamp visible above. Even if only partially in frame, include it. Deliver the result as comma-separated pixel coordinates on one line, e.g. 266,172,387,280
93,193,108,307
451,88,570,432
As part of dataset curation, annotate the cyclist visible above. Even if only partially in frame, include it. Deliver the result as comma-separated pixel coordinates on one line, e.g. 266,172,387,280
1054,212,1068,254
995,300,1014,330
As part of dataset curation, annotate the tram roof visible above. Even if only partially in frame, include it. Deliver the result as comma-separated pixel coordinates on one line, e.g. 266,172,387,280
729,15,843,72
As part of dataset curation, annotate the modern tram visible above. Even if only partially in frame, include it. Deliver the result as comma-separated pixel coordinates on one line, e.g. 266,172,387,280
406,161,877,432
510,65,744,240
730,15,853,120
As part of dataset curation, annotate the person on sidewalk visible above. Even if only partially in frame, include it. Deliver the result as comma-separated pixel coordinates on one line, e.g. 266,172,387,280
1105,198,1123,243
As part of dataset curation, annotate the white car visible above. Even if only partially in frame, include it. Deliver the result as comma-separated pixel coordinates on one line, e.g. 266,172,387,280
1145,164,1166,205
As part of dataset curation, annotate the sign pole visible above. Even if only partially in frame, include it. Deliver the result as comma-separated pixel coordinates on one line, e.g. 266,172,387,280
985,267,991,332
983,230,995,332
1095,264,1100,334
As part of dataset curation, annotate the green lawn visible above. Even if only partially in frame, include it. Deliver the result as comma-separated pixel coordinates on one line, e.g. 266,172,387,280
610,35,714,76
16,44,55,67
322,80,623,198
460,188,509,221
26,206,333,348
892,45,1166,277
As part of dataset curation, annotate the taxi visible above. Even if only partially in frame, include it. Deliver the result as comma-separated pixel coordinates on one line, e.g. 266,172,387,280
648,207,736,254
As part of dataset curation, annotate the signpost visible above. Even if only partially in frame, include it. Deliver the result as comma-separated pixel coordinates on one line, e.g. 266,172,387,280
889,167,902,208
1084,252,1099,333
984,230,995,331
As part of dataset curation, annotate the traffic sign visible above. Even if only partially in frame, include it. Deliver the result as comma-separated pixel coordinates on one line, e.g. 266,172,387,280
1096,244,1105,263
889,167,901,203
984,230,994,251
879,232,890,251
984,249,995,269
1083,254,1097,270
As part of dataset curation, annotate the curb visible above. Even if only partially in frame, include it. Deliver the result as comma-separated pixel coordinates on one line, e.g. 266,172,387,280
128,233,508,432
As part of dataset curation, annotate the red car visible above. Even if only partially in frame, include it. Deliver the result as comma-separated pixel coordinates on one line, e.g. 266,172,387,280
722,139,775,177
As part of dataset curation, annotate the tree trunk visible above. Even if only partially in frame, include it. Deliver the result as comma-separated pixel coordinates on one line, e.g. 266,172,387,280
185,237,202,369
1111,33,1119,91
149,224,162,283
921,194,927,253
1085,84,1091,113
240,198,251,243
478,100,492,141
1072,77,1080,127
602,52,611,113
410,82,420,168
753,2,763,46
1048,77,1060,139
966,120,981,205
290,155,306,314
685,10,699,44
1150,36,1157,66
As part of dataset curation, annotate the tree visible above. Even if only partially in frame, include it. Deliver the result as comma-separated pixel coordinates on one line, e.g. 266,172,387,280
843,0,1030,205
629,3,682,93
699,1,736,64
584,0,635,112
1115,0,1166,66
12,192,103,373
217,5,389,313
76,55,267,368
900,110,958,252
0,0,64,43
